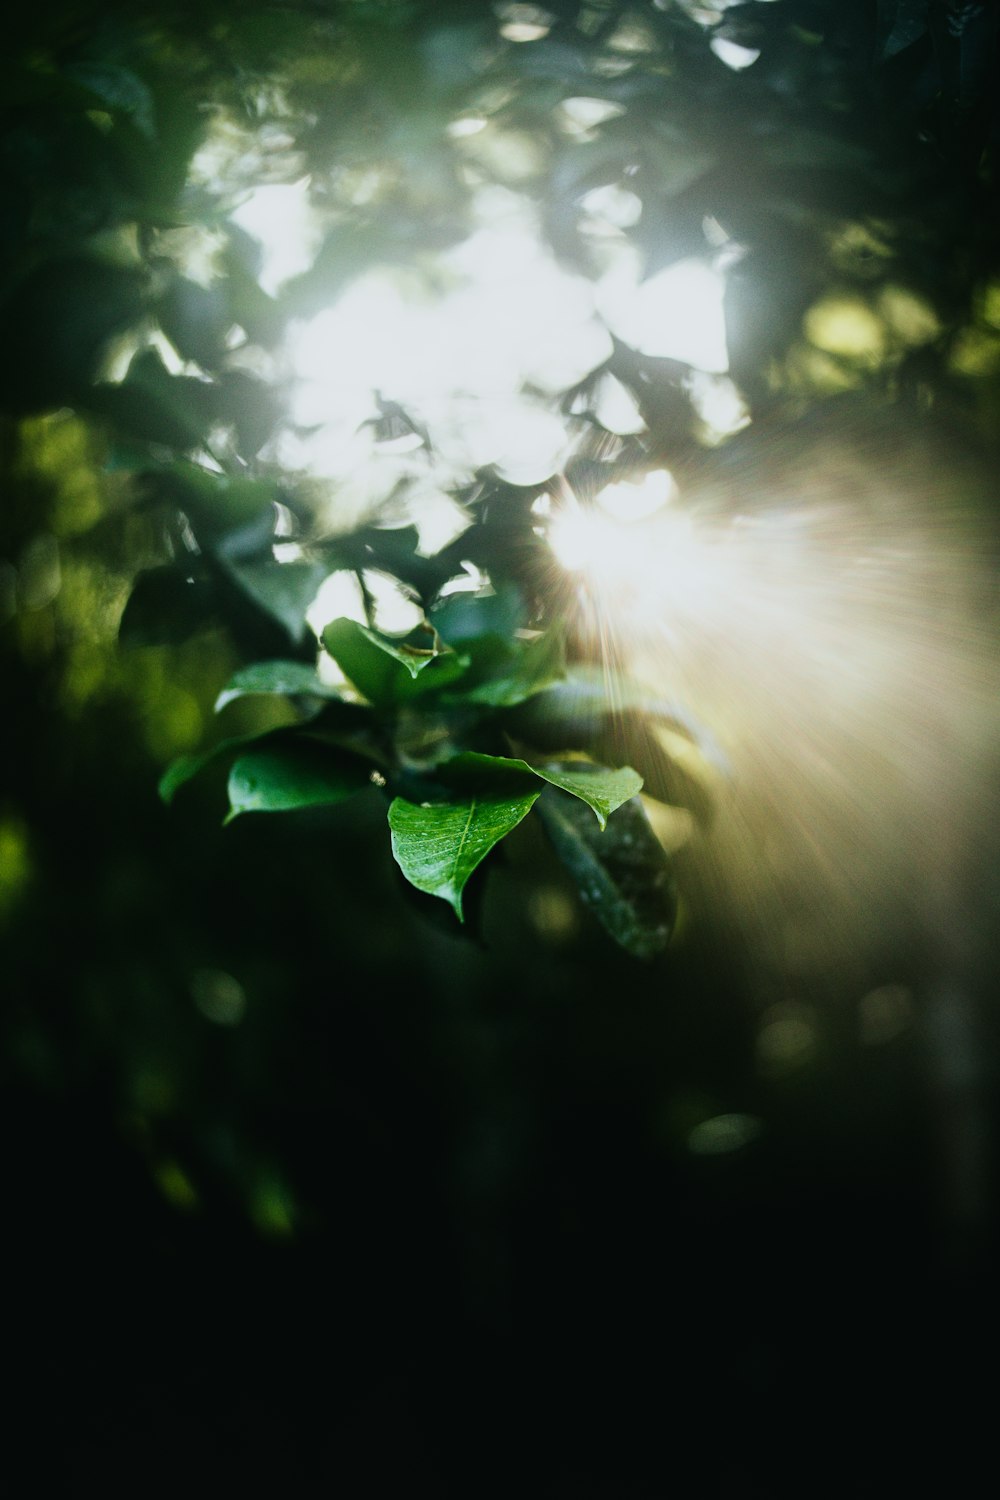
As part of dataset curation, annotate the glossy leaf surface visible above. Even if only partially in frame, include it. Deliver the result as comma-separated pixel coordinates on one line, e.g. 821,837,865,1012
388,759,541,918
527,762,643,830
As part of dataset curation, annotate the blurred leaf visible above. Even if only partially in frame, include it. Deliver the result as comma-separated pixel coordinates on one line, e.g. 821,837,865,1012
504,37,590,81
428,584,567,706
118,563,215,646
876,0,929,61
130,78,204,211
642,126,717,200
215,660,348,712
221,233,286,347
504,663,715,753
222,557,330,645
0,258,146,413
537,788,676,959
225,741,373,822
600,719,722,827
64,61,156,137
158,275,232,368
440,619,565,708
214,370,283,457
761,129,873,172
88,349,212,450
280,223,396,319
144,462,279,544
356,524,457,597
430,581,525,642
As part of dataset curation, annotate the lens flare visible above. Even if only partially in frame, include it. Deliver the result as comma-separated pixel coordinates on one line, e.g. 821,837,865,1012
548,424,1000,992
548,472,737,639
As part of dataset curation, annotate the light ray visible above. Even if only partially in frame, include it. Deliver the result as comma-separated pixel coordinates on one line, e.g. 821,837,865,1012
546,447,1000,987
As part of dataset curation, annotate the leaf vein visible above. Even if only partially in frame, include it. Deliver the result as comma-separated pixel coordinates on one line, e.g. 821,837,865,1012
450,798,477,893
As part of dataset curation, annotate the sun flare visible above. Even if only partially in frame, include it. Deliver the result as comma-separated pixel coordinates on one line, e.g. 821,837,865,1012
545,429,1000,990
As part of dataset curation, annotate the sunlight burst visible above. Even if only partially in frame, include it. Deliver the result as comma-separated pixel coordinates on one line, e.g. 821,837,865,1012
546,446,1000,991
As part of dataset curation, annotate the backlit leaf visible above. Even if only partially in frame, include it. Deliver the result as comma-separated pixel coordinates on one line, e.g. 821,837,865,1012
323,617,465,706
436,751,640,827
527,761,642,830
215,660,348,712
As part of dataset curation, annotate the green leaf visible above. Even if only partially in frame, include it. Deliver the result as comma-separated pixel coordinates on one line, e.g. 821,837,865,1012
225,742,372,822
354,524,448,595
876,0,928,61
159,731,271,805
322,617,464,706
642,128,717,200
595,720,721,827
527,761,642,830
388,776,541,920
428,584,564,709
537,788,676,959
281,223,398,319
456,627,566,708
438,751,638,826
221,233,285,347
505,663,679,727
435,752,640,829
430,581,526,647
504,664,724,765
433,751,538,783
215,660,347,713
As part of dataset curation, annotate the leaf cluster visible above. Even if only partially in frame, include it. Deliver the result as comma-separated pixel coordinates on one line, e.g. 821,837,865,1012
5,0,1000,955
158,576,700,956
